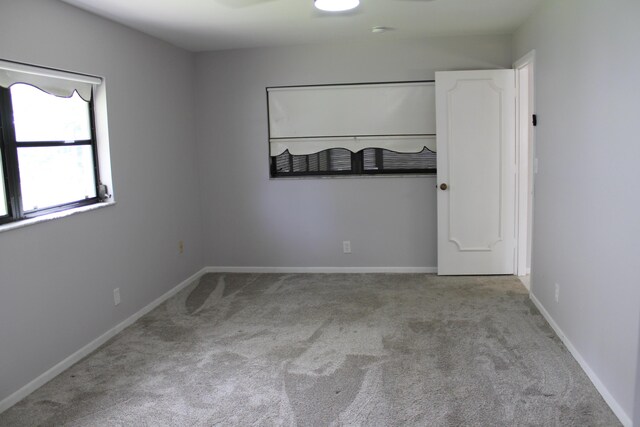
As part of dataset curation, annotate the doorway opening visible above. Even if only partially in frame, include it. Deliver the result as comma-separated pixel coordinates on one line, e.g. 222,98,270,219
514,50,536,286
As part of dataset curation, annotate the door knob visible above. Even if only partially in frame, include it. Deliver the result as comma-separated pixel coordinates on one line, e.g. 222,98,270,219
440,183,448,191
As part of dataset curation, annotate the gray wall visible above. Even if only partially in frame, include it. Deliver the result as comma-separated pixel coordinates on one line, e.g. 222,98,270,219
2,0,638,420
513,0,640,420
195,36,512,268
0,0,203,403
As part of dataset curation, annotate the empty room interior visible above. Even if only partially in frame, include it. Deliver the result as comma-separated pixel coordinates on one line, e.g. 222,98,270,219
0,0,639,425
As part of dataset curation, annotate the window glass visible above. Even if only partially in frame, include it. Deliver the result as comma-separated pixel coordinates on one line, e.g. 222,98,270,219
274,149,353,174
10,84,92,142
0,62,106,226
363,148,436,172
18,146,96,211
271,147,435,177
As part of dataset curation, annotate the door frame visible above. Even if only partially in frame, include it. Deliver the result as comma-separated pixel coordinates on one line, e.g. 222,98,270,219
514,50,536,281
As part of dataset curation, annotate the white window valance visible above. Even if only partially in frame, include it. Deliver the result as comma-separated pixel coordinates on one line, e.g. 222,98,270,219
267,81,436,155
270,135,436,156
0,59,102,101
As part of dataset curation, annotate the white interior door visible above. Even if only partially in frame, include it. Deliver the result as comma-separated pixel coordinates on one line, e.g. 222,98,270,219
436,70,516,275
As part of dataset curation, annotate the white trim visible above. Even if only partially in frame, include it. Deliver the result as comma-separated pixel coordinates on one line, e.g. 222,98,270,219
0,58,102,85
517,275,530,290
205,266,437,274
513,50,537,70
0,267,208,414
516,268,531,279
529,293,632,427
0,201,116,234
514,50,536,277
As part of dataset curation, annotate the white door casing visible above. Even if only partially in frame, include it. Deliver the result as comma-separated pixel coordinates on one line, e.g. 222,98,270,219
514,50,536,281
436,70,516,275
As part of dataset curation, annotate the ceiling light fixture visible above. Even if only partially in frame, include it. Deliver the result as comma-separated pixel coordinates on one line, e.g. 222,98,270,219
314,0,359,12
371,26,394,34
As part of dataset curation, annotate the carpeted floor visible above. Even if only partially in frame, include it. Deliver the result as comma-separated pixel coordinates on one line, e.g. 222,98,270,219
0,273,620,426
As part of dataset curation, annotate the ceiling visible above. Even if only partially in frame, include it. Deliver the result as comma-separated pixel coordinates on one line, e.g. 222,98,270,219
60,0,543,52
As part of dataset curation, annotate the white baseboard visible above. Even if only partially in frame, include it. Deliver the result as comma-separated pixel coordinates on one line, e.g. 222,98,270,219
517,275,530,291
205,266,438,274
0,267,208,415
529,294,632,427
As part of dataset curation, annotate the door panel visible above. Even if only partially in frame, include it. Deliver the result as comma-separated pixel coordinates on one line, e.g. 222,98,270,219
436,70,515,275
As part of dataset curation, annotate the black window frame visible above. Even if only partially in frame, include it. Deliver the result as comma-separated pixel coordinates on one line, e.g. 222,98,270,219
270,148,437,178
266,80,437,179
0,84,101,225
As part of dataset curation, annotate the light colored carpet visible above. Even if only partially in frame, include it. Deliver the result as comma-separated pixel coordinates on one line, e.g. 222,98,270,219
0,273,619,426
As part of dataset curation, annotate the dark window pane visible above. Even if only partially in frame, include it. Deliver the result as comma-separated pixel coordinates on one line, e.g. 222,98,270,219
272,147,435,177
308,152,319,171
10,84,92,142
275,151,291,173
18,145,96,211
273,148,352,175
318,150,329,171
363,149,378,170
364,148,436,171
329,149,352,171
292,155,307,172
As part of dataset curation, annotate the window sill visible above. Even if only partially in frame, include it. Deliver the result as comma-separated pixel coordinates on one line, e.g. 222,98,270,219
0,200,116,234
270,174,437,180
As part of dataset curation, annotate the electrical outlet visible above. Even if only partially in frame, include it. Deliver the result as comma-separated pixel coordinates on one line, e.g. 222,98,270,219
343,240,351,254
554,283,559,303
179,240,184,254
113,288,121,306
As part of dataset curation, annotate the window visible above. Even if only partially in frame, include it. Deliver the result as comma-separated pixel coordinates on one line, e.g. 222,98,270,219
267,81,437,178
271,147,436,177
0,60,107,225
